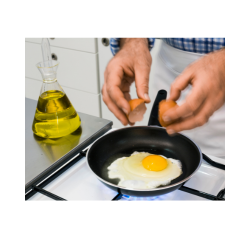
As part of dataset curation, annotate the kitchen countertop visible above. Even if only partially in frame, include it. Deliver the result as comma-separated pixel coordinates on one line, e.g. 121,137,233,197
25,98,112,192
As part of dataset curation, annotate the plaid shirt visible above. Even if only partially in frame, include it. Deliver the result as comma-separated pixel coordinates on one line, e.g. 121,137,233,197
110,38,225,55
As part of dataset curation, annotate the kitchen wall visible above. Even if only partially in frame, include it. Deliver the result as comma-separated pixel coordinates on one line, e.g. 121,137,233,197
25,38,162,128
25,38,101,117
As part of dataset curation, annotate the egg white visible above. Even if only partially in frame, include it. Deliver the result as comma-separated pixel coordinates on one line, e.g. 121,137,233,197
107,151,182,189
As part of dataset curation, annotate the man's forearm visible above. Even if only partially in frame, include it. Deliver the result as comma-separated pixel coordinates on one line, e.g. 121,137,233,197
120,38,148,50
110,38,155,56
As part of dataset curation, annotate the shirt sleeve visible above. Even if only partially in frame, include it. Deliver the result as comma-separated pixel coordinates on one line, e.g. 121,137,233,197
110,38,155,56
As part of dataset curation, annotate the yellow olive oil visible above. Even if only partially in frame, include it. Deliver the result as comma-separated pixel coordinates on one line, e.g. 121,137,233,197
32,90,81,138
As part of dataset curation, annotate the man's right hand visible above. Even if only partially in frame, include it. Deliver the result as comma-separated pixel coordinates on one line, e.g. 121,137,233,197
102,38,152,126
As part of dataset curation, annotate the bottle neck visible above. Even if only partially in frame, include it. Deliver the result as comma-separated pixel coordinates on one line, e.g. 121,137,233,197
43,78,57,83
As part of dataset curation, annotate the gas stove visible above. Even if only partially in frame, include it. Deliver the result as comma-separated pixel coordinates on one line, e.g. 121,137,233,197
25,98,225,201
26,128,225,201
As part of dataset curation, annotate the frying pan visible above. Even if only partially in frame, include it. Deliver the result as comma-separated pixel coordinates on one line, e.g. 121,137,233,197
87,90,202,197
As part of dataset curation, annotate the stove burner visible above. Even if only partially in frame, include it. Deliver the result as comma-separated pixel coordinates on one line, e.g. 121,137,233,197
111,186,225,201
122,195,168,201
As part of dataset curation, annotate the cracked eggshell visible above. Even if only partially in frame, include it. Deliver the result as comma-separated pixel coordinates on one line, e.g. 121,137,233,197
158,100,177,127
128,99,147,123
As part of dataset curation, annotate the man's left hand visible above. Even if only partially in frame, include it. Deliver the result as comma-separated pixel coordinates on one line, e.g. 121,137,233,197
163,48,225,134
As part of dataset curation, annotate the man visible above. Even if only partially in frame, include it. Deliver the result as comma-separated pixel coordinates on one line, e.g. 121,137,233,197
102,38,225,158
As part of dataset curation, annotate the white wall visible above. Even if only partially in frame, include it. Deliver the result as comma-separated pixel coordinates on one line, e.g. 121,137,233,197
25,38,101,117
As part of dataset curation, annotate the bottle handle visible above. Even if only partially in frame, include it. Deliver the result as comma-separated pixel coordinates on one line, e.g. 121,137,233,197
41,38,53,67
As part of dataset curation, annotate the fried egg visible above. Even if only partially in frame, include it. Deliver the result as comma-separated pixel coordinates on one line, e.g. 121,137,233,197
107,152,182,189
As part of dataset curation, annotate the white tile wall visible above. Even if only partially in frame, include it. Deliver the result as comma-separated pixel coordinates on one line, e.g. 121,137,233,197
25,42,100,94
25,38,97,53
25,38,101,118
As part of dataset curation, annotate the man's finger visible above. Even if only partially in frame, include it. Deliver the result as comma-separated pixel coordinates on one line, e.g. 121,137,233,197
124,92,132,102
165,97,215,134
169,68,193,101
134,65,151,103
106,71,131,114
163,82,206,122
102,83,130,126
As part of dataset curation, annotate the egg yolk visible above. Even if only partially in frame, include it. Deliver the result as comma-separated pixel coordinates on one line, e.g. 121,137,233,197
142,155,168,171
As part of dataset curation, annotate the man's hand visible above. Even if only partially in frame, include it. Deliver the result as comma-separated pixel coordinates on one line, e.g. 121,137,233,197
102,38,152,125
163,48,225,134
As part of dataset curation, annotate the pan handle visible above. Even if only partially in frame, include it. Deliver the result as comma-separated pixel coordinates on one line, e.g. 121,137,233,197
148,89,167,126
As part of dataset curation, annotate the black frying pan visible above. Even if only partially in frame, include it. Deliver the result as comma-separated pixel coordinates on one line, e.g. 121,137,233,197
87,90,202,197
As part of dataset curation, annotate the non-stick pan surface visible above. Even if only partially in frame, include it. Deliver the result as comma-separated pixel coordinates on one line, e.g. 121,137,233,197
87,126,202,197
87,90,202,197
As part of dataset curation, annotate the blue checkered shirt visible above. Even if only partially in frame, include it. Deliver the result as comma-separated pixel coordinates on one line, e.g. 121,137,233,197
110,38,225,55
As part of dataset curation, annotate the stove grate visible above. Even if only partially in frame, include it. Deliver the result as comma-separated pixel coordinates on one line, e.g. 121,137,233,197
25,151,87,200
25,149,225,201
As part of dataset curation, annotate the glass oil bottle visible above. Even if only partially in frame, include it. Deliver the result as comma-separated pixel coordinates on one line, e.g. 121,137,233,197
32,60,81,138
